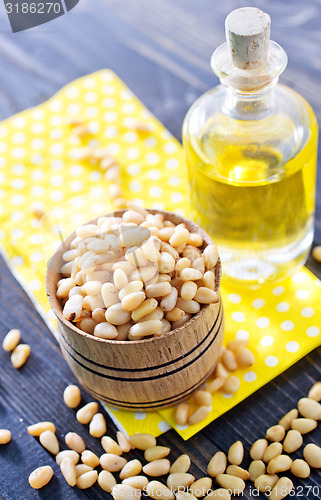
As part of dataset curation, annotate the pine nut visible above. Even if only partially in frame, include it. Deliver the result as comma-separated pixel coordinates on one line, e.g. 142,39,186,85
94,322,118,339
183,245,201,261
101,283,120,308
100,453,128,472
28,421,56,436
278,409,298,430
2,329,20,352
226,339,248,352
169,228,190,248
248,460,266,481
146,480,175,500
254,474,279,493
170,454,191,474
203,244,218,269
98,470,117,492
56,450,79,466
130,433,156,450
120,459,143,479
223,376,240,394
145,446,170,462
235,347,255,367
132,298,158,321
165,307,185,322
159,227,175,242
308,381,321,401
221,350,237,372
158,252,176,273
39,430,59,455
160,287,178,312
202,271,215,290
226,464,249,481
57,278,76,298
176,298,200,314
167,473,195,491
122,292,146,312
270,477,293,500
204,490,230,500
291,459,310,478
180,268,203,282
102,436,123,455
176,258,192,273
215,362,230,379
82,449,100,468
171,313,192,329
79,317,97,334
65,432,85,453
187,233,203,247
112,484,141,500
60,457,76,487
298,397,321,420
114,268,128,289
0,429,11,444
216,474,245,494
194,391,212,406
228,441,244,465
263,442,283,463
122,476,149,490
137,307,164,322
207,451,227,477
250,439,268,461
267,455,292,474
303,443,321,468
11,344,30,369
123,210,145,225
283,429,303,453
106,304,132,325
155,318,172,336
129,320,163,339
119,281,144,300
117,431,131,453
143,459,170,476
266,425,285,442
63,384,81,408
291,418,317,434
76,402,99,425
188,406,211,425
89,413,106,438
28,466,54,489
175,403,190,426
141,237,160,262
75,464,93,477
190,477,212,497
82,280,102,296
312,245,321,262
76,470,98,489
176,493,198,500
206,377,225,394
158,274,171,283
194,287,218,304
181,281,197,301
113,261,135,276
146,282,172,298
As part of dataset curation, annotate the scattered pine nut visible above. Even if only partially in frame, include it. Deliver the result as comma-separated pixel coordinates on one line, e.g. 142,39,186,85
122,476,149,490
225,464,249,481
28,421,56,436
56,450,79,466
81,450,100,468
303,443,321,468
39,430,59,455
312,245,321,263
65,432,86,453
102,436,123,455
89,412,107,438
207,451,227,477
2,329,20,352
269,477,293,500
298,398,321,420
11,344,30,369
248,460,266,481
144,446,170,462
0,429,11,444
60,457,77,487
227,441,244,465
250,439,268,461
170,454,191,474
75,464,93,477
142,459,170,477
117,431,131,453
266,425,285,442
119,459,143,479
263,442,283,463
188,406,211,425
254,474,279,493
215,474,245,495
291,417,317,434
98,470,117,492
76,402,99,424
308,381,321,401
190,477,213,497
283,429,303,453
100,453,128,472
167,472,195,491
63,384,82,408
278,408,298,430
129,433,156,450
28,465,54,489
291,459,310,478
267,455,292,474
76,470,98,489
223,376,240,395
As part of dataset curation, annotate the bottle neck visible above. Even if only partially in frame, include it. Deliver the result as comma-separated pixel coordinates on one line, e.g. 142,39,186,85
221,79,277,119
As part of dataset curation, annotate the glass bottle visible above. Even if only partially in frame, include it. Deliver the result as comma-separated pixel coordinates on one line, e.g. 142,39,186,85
182,7,318,284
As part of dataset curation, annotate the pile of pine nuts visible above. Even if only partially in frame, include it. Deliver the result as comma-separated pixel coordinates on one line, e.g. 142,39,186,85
2,328,30,369
175,339,255,426
57,207,220,340
24,380,321,497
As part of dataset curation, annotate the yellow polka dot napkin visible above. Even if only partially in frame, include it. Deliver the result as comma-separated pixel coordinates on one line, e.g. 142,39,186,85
0,70,320,440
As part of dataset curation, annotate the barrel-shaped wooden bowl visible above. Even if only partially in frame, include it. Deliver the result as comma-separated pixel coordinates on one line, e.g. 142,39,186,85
46,209,224,411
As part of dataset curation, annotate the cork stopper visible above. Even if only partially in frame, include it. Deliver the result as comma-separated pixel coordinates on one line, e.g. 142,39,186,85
225,7,271,69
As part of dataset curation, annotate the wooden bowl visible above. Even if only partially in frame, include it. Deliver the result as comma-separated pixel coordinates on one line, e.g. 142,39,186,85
46,209,224,411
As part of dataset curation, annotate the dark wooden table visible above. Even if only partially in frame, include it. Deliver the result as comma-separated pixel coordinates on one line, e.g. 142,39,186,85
0,1,320,498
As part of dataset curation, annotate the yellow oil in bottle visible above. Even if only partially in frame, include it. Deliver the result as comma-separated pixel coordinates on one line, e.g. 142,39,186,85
184,108,318,283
